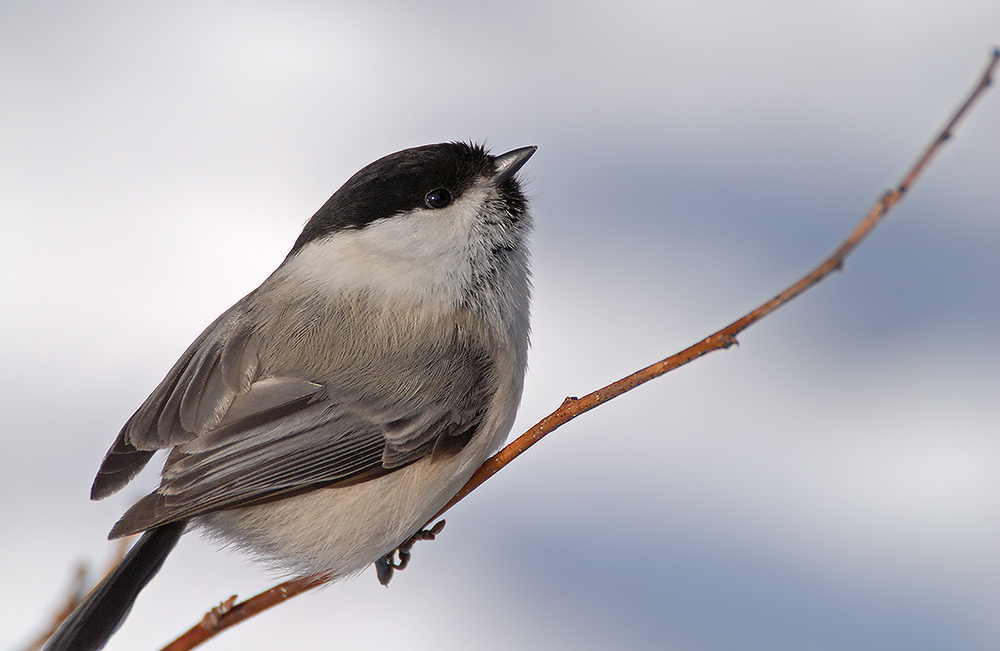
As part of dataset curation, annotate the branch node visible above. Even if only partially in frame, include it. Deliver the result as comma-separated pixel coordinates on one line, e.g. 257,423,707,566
717,333,739,349
199,596,237,631
878,189,896,211
559,396,578,409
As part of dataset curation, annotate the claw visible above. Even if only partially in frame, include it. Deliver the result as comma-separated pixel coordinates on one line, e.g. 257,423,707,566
374,520,447,586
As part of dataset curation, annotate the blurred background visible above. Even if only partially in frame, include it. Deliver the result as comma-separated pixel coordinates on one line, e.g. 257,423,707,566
2,2,998,649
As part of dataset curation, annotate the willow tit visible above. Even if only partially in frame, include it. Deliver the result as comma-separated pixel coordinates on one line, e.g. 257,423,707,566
45,142,536,651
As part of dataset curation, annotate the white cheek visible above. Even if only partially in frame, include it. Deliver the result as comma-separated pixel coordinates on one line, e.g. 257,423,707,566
276,190,488,307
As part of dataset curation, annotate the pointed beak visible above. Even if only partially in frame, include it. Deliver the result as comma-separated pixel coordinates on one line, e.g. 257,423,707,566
492,146,537,186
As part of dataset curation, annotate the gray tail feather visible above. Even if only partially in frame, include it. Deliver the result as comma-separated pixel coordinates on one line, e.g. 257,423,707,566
43,521,186,651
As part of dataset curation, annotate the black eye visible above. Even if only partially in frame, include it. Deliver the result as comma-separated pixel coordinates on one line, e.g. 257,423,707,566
424,187,452,209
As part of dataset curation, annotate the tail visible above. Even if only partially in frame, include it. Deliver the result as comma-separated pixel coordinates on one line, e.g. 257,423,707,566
44,521,186,651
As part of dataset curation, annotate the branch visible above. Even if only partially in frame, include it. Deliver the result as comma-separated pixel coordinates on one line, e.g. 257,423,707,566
19,564,87,651
158,574,330,651
22,538,133,651
158,48,998,651
444,47,999,509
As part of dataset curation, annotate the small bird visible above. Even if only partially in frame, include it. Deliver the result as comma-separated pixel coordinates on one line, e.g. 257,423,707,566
44,142,536,651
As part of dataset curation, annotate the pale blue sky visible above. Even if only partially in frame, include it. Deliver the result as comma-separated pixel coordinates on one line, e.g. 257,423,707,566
2,2,999,649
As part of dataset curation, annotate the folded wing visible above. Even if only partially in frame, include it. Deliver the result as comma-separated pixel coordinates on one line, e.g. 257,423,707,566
91,305,494,539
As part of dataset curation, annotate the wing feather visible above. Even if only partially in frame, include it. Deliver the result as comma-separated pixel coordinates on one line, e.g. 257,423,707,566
94,297,498,538
107,349,493,538
91,308,257,499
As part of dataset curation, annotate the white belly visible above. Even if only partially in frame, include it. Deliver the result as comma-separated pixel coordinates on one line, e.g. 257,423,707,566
194,406,505,577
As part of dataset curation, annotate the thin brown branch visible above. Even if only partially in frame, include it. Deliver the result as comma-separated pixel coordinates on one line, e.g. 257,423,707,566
23,537,133,651
437,46,999,516
20,564,88,651
158,574,330,651
158,48,998,651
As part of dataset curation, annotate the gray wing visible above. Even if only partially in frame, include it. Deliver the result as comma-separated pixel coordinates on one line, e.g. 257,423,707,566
92,308,261,500
94,305,494,539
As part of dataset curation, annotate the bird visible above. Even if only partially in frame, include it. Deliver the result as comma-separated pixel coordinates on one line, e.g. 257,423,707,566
44,141,536,651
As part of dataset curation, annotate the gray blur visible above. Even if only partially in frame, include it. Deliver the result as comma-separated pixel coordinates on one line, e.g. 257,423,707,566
2,2,999,650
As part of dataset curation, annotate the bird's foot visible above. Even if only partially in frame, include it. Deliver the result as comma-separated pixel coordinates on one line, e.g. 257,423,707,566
375,520,447,586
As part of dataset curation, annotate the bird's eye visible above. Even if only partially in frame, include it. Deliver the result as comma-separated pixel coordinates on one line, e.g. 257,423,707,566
424,187,452,209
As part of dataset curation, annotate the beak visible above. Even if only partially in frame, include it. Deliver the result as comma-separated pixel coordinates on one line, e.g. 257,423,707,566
492,146,537,186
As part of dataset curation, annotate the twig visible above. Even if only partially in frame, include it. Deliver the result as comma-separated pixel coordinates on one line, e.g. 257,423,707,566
158,574,330,651
19,564,88,651
23,537,134,651
440,47,998,512
158,48,998,651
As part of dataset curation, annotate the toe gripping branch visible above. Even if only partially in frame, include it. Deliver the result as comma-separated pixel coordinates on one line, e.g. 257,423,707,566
375,520,447,586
